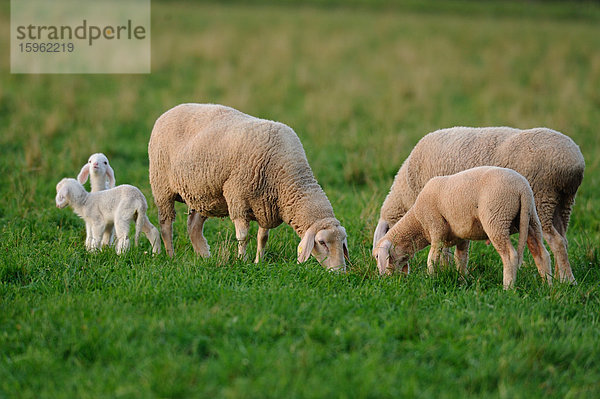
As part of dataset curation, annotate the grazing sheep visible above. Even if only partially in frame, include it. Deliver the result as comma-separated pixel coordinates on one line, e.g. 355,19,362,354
55,178,161,254
148,103,349,270
373,166,552,289
373,127,584,283
77,153,116,246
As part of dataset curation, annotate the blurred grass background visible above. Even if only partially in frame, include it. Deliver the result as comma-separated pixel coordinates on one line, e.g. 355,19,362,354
1,1,600,397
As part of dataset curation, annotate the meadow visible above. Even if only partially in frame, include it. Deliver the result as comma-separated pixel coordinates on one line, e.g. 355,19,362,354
1,1,600,397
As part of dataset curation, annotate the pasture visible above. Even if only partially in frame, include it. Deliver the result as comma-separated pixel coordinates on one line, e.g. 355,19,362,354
1,1,600,397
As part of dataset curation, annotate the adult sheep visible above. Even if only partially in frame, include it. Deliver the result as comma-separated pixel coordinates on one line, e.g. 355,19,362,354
148,103,349,271
373,127,584,283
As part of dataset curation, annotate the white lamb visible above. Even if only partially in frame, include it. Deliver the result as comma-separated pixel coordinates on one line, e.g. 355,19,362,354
55,178,161,254
373,166,552,289
148,103,349,270
77,153,116,247
373,127,584,283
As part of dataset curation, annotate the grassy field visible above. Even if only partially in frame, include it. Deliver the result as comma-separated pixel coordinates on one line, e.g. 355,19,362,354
2,1,600,398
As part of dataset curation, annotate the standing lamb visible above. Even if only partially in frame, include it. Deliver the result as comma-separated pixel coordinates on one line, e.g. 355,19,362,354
373,166,552,289
55,178,161,254
373,127,584,283
148,103,349,270
77,153,116,247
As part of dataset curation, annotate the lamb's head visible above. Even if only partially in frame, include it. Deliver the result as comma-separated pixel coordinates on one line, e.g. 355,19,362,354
373,238,411,275
297,218,349,272
77,153,115,189
55,178,84,208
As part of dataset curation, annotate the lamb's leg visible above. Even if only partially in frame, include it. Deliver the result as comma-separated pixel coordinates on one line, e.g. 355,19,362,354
85,222,93,251
90,223,104,252
142,216,162,255
489,235,519,290
101,223,113,248
114,218,131,255
543,225,575,284
254,227,269,263
454,240,470,276
187,210,210,257
233,219,249,259
527,225,552,285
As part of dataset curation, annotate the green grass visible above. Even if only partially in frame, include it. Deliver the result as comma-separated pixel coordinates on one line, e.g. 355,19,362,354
2,1,600,398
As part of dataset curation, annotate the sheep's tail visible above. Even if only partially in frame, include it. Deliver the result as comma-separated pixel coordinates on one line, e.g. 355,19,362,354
373,219,389,252
516,192,531,267
134,203,146,246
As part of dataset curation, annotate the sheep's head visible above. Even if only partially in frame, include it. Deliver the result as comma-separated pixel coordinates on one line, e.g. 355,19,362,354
77,153,115,189
55,178,71,208
373,238,411,275
297,219,349,272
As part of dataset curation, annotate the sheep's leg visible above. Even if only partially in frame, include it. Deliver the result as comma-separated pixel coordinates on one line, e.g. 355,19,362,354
527,225,552,285
89,223,104,252
142,216,162,255
233,219,249,259
426,242,443,275
101,224,114,247
454,240,470,276
488,235,519,289
543,226,575,284
85,222,93,251
114,218,131,255
254,227,269,263
187,210,210,257
157,201,176,257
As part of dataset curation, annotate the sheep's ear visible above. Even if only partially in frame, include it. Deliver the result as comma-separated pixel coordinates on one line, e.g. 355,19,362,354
106,164,116,188
77,164,90,184
373,219,389,252
375,240,392,275
343,238,349,262
297,227,316,263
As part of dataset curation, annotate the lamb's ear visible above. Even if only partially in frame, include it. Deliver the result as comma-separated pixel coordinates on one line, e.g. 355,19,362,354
106,164,116,188
297,227,316,263
375,240,392,275
77,164,90,184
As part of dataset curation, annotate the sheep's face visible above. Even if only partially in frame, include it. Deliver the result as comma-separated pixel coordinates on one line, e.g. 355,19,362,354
298,225,349,272
88,153,110,176
55,180,70,208
373,239,410,275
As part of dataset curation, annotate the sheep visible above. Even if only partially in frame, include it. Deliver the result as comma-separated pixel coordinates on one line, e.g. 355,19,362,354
148,103,349,270
373,166,552,289
55,178,161,254
373,127,584,283
77,153,116,247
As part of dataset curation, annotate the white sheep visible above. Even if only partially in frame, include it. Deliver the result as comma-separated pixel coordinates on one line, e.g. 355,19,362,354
148,103,349,270
373,127,584,283
55,178,161,254
77,153,116,247
373,166,552,289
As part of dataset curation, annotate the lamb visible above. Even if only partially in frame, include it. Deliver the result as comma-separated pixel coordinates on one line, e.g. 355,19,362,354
373,166,552,289
148,103,349,270
373,127,584,283
55,178,161,254
77,153,116,247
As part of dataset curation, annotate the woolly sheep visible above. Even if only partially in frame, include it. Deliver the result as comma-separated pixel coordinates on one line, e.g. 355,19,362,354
77,153,116,247
373,166,552,289
55,178,161,254
148,103,349,270
373,127,584,283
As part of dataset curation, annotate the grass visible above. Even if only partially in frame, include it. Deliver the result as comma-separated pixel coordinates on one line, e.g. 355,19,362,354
1,1,600,398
